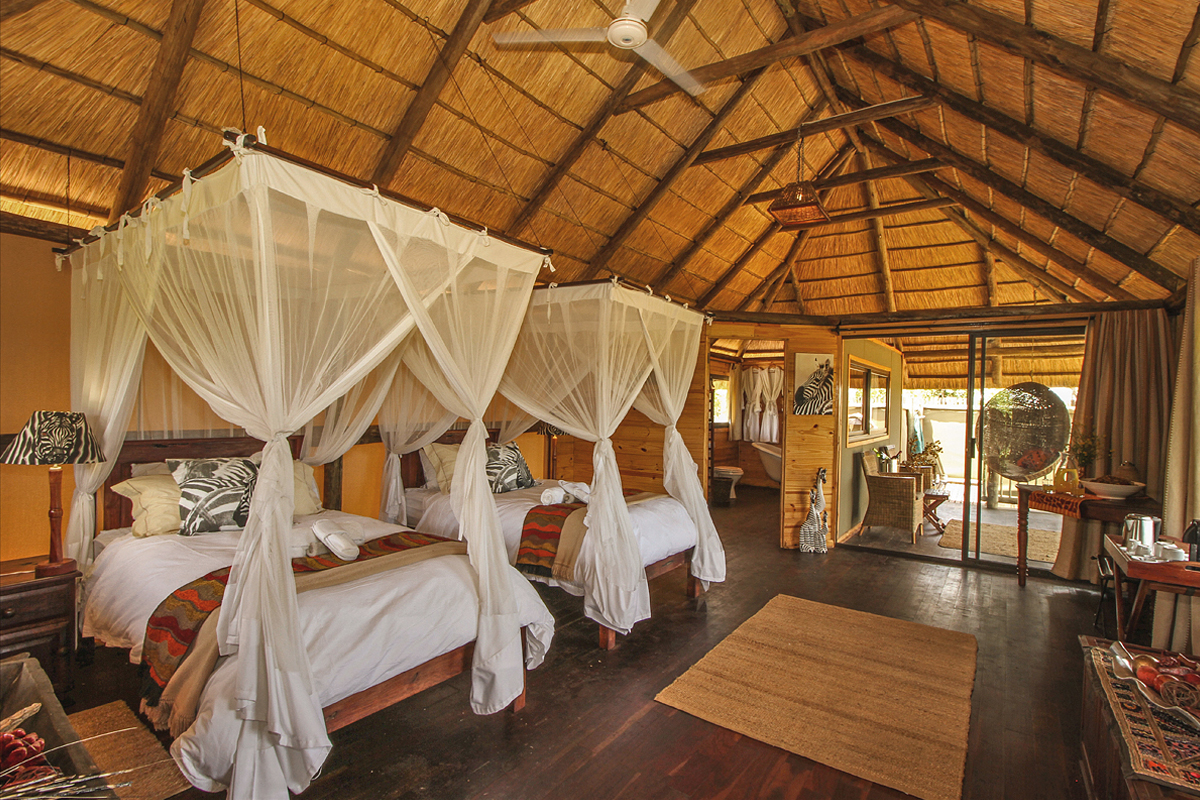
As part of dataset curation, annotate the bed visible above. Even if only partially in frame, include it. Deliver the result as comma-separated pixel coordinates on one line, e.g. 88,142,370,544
85,436,555,793
396,432,701,650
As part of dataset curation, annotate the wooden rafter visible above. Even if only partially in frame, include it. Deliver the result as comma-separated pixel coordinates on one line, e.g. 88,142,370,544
694,95,936,166
781,197,956,230
482,0,536,25
107,0,205,223
582,69,766,280
0,0,48,20
886,0,1200,135
698,222,781,308
744,158,943,204
859,153,896,313
371,0,492,187
0,210,87,243
503,0,697,236
836,43,1200,240
616,5,918,112
861,107,1186,293
652,101,836,292
780,233,808,313
0,128,176,184
1,186,108,220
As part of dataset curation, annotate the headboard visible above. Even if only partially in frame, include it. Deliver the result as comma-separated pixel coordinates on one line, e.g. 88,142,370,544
101,435,303,530
398,428,490,489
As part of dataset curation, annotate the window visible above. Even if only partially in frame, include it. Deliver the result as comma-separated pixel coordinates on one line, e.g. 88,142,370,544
847,361,890,441
712,377,730,424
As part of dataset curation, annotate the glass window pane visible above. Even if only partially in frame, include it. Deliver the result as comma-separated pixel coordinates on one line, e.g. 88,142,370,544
870,373,889,433
712,378,729,423
848,366,866,434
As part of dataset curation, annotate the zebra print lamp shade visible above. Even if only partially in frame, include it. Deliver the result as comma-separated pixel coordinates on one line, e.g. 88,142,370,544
1,411,103,578
0,411,104,466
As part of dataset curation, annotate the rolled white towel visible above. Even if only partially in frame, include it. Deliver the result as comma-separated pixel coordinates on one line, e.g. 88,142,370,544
540,487,567,505
559,480,590,504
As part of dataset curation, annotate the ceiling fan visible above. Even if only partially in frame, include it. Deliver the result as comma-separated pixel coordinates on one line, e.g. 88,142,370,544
491,0,705,97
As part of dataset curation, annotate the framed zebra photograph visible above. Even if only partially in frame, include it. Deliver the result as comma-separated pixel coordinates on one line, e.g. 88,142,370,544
793,353,835,416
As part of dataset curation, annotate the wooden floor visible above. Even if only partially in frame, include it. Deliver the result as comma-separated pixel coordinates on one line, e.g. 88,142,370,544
72,485,1103,799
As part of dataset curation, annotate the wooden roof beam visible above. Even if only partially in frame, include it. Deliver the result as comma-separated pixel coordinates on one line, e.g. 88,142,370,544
838,42,1200,239
504,0,697,236
744,157,943,204
860,152,897,313
0,0,49,20
695,95,936,165
1,128,176,184
737,240,799,311
582,69,766,279
616,5,917,112
0,210,87,243
781,197,956,230
983,250,999,307
863,107,1185,293
372,0,492,187
886,0,1200,135
482,0,537,25
107,0,204,223
698,223,781,308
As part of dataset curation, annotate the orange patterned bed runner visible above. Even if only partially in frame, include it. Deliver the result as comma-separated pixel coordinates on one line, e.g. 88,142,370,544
1028,491,1089,518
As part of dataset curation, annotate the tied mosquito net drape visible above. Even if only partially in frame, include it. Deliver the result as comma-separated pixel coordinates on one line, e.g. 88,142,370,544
301,350,402,467
631,303,725,587
501,282,673,634
66,244,148,567
95,144,542,798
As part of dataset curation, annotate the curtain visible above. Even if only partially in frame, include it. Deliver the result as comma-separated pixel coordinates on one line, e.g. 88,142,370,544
66,244,148,566
727,364,742,441
742,367,763,442
500,282,660,634
373,214,541,714
760,366,784,444
632,303,725,587
1154,257,1200,652
301,349,401,467
377,352,456,524
102,146,543,797
1052,308,1175,582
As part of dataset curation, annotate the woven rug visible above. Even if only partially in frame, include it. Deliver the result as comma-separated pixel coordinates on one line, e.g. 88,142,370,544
938,519,1061,563
656,595,977,800
1087,647,1200,793
69,701,190,800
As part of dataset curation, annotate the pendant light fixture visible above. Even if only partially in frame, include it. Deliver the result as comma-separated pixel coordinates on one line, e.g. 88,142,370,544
768,125,829,226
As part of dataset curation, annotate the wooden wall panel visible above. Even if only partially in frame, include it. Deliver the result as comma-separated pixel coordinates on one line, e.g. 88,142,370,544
709,321,841,549
713,427,737,467
736,441,777,486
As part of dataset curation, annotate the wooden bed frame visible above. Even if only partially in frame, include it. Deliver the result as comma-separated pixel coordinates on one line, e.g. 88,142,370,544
98,435,524,737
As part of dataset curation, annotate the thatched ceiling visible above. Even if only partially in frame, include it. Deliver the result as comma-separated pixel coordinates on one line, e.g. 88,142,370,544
1,0,1197,318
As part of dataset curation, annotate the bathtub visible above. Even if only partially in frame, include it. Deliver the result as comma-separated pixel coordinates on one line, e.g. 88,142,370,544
751,441,782,483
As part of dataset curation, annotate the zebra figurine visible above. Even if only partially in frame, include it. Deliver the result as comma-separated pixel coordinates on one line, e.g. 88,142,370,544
794,360,834,415
797,467,828,553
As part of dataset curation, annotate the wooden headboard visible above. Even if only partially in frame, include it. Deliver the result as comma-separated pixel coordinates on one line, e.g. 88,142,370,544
398,428,491,489
101,435,303,530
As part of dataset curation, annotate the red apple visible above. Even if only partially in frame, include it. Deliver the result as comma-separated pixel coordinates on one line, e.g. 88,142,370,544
1138,665,1161,685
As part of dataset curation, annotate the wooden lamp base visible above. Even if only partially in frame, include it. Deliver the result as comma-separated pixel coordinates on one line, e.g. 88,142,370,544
35,558,78,578
37,465,76,578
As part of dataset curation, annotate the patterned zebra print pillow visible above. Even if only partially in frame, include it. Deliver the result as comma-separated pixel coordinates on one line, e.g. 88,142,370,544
169,458,258,535
485,443,536,494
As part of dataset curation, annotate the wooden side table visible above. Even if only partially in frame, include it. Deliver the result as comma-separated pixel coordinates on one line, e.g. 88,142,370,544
0,568,80,693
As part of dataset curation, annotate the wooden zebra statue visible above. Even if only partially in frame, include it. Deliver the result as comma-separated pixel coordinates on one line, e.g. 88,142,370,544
797,467,828,553
794,360,834,415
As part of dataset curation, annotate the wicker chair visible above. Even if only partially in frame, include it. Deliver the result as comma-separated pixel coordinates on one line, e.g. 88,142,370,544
860,452,923,543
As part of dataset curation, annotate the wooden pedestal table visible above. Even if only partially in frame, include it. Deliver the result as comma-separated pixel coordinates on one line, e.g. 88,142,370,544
1101,534,1200,643
1014,485,1163,587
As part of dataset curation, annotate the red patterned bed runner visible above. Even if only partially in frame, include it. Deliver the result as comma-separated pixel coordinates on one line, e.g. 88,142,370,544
141,530,453,705
514,503,586,579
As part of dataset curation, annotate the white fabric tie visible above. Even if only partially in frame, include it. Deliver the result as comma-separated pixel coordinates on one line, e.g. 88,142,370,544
181,169,194,242
116,214,129,269
542,254,555,273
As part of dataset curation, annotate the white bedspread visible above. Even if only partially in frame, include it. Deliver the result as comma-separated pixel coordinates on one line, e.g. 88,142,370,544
415,482,698,568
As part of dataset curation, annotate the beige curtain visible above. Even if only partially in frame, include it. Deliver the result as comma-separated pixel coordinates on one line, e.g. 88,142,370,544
1154,258,1199,652
1052,308,1175,581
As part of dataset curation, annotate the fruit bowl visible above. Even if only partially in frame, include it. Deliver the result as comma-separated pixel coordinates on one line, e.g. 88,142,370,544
1080,479,1146,499
1109,641,1200,729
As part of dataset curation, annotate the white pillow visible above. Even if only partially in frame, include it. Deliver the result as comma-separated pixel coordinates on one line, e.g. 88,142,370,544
422,443,460,494
130,461,171,477
292,460,323,516
419,450,439,490
110,475,182,537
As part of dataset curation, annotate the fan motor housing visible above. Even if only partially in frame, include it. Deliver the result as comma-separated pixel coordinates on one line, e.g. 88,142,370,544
607,17,648,49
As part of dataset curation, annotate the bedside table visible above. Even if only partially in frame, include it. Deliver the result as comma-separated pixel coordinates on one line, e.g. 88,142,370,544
0,569,80,693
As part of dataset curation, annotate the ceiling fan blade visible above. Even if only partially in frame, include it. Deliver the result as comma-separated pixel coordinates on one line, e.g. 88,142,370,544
633,40,704,96
622,0,662,22
492,27,609,45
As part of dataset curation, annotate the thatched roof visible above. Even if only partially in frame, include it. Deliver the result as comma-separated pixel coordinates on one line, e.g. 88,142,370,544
1,0,1196,320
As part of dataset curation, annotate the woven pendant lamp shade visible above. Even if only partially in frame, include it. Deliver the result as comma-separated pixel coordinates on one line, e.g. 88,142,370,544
768,181,829,226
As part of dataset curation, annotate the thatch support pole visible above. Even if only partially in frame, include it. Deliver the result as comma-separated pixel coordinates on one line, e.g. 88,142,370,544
582,69,766,279
983,250,999,308
695,95,936,166
860,152,897,313
504,0,697,236
865,109,1185,293
835,42,1200,240
0,210,87,243
482,0,537,24
652,103,837,293
107,0,205,223
744,158,943,204
886,0,1200,135
0,187,107,221
371,0,492,187
0,0,49,20
617,5,918,112
0,128,176,184
698,223,781,309
761,267,792,311
782,197,956,230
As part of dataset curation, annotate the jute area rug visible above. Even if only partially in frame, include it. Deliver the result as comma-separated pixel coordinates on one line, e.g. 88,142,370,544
938,518,1061,563
69,701,190,800
656,595,977,800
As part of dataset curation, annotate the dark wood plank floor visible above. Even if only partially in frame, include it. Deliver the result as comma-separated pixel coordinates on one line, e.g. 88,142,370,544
72,486,1103,799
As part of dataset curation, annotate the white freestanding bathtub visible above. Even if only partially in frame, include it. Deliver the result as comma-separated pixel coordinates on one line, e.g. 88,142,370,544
751,442,782,483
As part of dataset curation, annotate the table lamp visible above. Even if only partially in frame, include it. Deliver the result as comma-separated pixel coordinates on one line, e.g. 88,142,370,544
0,411,104,577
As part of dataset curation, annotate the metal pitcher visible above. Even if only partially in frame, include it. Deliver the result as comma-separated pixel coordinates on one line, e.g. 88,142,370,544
1123,514,1159,550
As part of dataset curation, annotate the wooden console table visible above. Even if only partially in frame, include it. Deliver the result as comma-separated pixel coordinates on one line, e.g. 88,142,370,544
1101,534,1200,642
1015,485,1163,587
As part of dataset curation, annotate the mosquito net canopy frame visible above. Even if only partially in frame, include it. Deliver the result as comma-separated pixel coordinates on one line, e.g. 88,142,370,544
74,138,545,799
